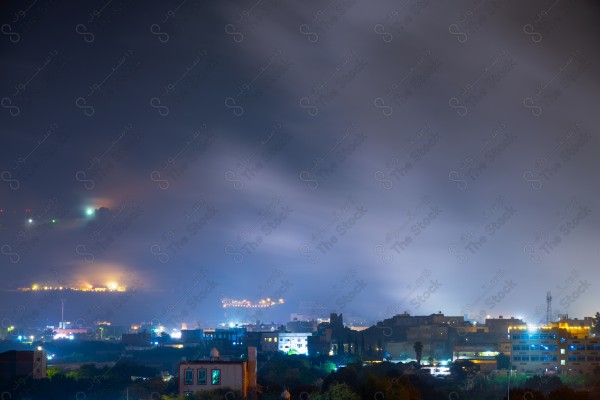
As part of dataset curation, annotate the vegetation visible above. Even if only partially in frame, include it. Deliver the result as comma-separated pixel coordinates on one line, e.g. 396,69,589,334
494,352,510,370
161,389,243,399
4,350,600,399
413,341,423,366
308,383,360,400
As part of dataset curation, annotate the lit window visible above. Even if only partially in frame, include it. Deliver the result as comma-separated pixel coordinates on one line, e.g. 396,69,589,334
211,369,221,385
560,360,566,365
560,349,565,354
184,369,193,385
198,369,206,385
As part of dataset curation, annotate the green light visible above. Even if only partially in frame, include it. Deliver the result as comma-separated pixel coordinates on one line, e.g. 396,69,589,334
86,208,95,216
51,219,56,223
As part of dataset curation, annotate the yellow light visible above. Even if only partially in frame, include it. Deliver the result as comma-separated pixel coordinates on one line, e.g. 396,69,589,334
107,282,118,291
32,284,39,290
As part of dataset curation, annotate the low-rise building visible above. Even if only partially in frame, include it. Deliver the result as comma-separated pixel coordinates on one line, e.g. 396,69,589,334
178,347,256,398
122,331,152,348
0,350,47,381
453,345,500,372
260,331,279,353
204,327,246,346
278,332,310,355
286,319,316,333
181,329,204,345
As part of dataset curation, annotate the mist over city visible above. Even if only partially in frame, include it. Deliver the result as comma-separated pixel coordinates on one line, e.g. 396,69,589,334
1,1,599,399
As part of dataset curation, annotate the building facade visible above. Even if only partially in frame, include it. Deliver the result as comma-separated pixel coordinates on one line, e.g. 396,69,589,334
0,350,47,381
178,347,256,398
261,331,279,353
278,333,310,355
510,322,599,375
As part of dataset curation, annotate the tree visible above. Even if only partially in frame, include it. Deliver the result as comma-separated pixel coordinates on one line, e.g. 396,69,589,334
549,386,591,400
360,334,365,353
158,331,172,344
47,366,62,379
309,383,360,400
495,352,510,370
505,388,545,400
427,356,435,365
450,359,478,383
413,341,423,365
524,375,564,395
593,312,600,335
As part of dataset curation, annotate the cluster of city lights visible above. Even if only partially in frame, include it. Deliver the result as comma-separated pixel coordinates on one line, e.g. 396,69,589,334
221,297,284,308
510,324,591,331
19,282,126,292
16,206,96,226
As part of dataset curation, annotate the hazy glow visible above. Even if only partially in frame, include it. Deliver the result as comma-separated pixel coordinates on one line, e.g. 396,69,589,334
171,330,182,339
222,297,285,308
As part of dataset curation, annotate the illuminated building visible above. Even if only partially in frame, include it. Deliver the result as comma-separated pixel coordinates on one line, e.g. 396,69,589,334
204,327,247,346
261,332,279,353
178,347,257,399
509,320,600,375
53,328,89,340
452,345,500,372
278,333,310,355
484,316,526,341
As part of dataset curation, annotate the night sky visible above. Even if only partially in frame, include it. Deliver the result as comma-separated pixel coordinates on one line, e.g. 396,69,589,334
1,0,599,329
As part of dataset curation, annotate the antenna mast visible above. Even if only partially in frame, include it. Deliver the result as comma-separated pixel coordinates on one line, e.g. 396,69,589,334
546,291,552,325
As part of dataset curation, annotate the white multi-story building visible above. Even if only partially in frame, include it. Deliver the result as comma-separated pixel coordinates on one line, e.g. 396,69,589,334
278,332,310,355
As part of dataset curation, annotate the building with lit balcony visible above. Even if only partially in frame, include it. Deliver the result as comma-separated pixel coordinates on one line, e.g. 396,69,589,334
509,321,599,375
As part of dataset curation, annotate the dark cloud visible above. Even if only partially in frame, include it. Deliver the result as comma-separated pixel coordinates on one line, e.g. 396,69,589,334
1,0,599,327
